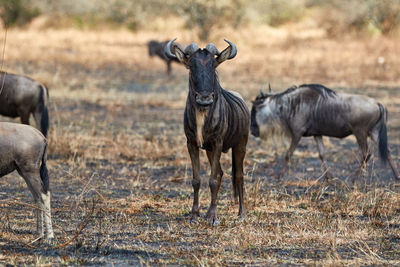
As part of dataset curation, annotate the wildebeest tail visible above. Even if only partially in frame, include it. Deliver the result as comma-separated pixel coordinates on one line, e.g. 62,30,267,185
39,84,49,137
378,103,388,164
40,142,50,194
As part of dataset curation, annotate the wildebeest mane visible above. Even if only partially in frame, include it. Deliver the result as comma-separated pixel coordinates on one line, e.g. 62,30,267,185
299,84,337,98
270,84,336,102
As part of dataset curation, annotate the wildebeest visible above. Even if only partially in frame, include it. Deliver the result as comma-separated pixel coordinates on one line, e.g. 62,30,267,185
0,122,54,241
250,83,399,183
165,38,250,225
148,40,180,75
0,71,50,137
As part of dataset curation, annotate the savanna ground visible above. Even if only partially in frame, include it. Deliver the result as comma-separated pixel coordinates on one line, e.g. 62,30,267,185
1,19,400,265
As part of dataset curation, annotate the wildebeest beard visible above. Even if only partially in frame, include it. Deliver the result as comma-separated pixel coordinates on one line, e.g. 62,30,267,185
254,100,291,149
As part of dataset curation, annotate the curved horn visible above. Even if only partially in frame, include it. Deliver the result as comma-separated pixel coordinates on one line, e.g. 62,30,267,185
205,43,220,56
224,39,237,59
164,38,177,59
184,43,199,56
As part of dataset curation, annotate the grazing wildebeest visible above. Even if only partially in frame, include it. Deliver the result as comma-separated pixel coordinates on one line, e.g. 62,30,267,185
148,40,181,75
0,122,53,241
165,38,250,225
0,71,49,137
250,83,399,183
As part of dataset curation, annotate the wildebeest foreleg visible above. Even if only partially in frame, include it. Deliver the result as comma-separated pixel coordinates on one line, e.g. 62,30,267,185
279,134,302,179
206,150,223,193
205,144,223,226
314,135,333,180
232,139,247,221
19,110,30,125
167,61,172,75
187,141,201,222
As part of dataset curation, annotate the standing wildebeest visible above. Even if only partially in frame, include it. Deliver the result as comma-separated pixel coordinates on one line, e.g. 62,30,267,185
0,122,54,241
0,71,49,137
250,84,399,183
165,38,250,225
148,40,181,75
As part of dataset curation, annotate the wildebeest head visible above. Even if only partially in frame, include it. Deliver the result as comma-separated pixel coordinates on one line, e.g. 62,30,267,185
147,40,158,56
165,38,237,107
250,85,272,137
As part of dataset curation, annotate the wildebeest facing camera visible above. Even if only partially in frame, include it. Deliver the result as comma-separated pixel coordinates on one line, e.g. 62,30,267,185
165,38,250,226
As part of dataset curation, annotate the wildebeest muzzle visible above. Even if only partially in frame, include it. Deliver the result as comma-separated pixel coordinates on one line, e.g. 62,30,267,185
195,91,214,106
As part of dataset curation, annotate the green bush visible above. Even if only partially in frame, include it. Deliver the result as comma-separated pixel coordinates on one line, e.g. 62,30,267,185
0,0,40,27
368,0,400,34
177,0,246,40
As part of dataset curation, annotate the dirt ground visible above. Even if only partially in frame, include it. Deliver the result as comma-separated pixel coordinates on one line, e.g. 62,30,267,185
1,26,400,265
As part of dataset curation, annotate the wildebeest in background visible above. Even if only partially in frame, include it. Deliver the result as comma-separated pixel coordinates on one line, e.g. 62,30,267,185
148,40,181,75
0,122,54,241
250,83,399,183
165,38,250,225
0,71,50,137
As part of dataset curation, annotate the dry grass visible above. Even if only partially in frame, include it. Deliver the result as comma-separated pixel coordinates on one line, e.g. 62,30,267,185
0,19,400,265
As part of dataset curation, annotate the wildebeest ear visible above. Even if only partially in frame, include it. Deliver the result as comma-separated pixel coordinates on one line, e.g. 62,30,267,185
173,45,190,68
164,38,190,68
215,39,237,67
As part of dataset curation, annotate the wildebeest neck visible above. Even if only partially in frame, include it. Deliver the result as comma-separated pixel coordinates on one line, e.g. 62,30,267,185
250,106,260,137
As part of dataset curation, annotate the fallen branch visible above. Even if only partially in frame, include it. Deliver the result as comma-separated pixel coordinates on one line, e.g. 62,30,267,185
54,198,96,249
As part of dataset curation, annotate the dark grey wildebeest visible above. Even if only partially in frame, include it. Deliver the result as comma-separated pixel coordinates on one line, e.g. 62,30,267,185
0,122,54,241
148,40,181,75
0,71,49,137
250,83,399,183
165,38,250,225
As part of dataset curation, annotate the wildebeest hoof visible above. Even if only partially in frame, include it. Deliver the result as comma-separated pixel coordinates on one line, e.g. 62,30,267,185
45,237,56,246
237,214,245,223
190,212,200,224
205,210,218,226
206,217,218,226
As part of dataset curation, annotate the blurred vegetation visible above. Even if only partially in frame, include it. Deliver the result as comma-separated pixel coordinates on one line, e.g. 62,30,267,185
0,0,399,38
0,0,40,27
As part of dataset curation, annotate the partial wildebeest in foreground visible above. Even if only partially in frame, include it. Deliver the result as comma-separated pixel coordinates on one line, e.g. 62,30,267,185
0,122,54,241
250,83,399,183
0,71,49,137
148,40,181,75
165,38,250,225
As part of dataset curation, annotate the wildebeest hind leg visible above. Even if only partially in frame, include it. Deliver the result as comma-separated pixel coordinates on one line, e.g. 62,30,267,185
232,139,247,221
187,141,201,222
371,131,400,180
386,150,400,180
353,133,370,185
17,169,46,239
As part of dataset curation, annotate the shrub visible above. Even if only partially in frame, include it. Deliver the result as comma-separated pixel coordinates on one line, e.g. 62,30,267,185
0,0,40,27
367,0,400,34
177,0,246,40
